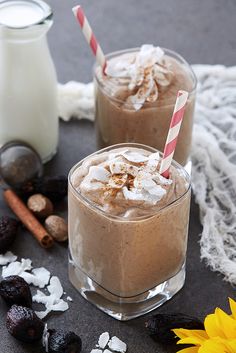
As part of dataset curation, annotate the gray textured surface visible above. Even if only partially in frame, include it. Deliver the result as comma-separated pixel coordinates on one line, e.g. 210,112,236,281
0,1,236,352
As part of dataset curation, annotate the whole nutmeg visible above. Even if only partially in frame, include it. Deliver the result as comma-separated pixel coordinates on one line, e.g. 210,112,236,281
27,194,53,218
45,215,68,242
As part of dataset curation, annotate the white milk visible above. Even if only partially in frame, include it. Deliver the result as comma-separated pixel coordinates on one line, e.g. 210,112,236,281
0,1,58,162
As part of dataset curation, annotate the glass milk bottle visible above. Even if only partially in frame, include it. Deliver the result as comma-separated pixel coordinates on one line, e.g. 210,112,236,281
0,0,58,162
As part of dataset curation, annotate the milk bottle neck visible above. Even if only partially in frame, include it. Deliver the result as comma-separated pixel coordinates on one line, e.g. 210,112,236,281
0,0,53,42
0,20,52,42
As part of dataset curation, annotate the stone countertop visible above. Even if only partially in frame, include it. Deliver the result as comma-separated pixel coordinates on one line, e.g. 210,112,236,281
1,1,236,352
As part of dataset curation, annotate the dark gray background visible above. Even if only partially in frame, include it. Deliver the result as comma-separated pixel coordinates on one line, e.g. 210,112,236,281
0,1,236,353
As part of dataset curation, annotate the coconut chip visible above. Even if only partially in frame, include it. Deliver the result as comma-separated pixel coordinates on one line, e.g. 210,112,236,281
109,161,139,177
34,276,69,319
48,276,63,298
2,258,32,278
87,166,110,182
122,151,149,163
108,336,127,353
20,267,50,288
67,296,73,302
97,332,110,349
0,251,17,266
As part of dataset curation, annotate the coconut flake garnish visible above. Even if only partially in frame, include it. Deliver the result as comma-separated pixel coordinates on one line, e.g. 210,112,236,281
108,336,127,353
81,149,171,206
87,166,110,182
67,296,73,302
154,173,173,185
91,333,127,353
34,276,69,319
20,267,50,288
80,166,111,191
122,151,149,163
48,276,64,298
146,152,160,172
122,187,146,202
0,251,17,266
108,174,128,189
97,332,110,349
105,44,172,110
2,258,32,278
109,161,139,177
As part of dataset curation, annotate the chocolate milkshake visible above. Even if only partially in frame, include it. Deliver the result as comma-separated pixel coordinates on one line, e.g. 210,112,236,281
68,143,191,320
94,46,196,166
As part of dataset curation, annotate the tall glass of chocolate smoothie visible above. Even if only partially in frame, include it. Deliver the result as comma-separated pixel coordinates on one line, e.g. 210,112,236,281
94,45,196,166
68,143,191,320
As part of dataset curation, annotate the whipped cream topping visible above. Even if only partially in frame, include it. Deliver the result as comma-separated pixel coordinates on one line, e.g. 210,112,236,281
79,149,172,207
105,45,173,110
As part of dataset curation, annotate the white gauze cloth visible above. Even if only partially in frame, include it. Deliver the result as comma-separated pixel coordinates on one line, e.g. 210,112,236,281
58,64,236,284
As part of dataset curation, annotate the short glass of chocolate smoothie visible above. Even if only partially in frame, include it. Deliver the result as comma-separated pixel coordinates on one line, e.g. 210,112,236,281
94,45,196,166
68,143,191,320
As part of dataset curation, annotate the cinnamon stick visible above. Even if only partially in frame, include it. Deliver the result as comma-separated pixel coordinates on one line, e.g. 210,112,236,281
4,189,54,248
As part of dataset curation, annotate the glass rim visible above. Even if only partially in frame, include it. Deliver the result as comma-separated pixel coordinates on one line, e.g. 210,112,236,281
68,143,191,222
0,0,53,29
93,47,197,109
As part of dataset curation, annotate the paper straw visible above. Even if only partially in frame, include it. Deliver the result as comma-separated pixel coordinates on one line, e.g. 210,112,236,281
72,5,107,72
159,90,189,178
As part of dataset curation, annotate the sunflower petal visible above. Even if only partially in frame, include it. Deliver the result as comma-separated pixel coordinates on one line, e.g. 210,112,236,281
173,328,190,339
198,339,226,353
204,313,224,338
177,337,205,346
174,329,208,341
215,308,236,339
224,338,236,352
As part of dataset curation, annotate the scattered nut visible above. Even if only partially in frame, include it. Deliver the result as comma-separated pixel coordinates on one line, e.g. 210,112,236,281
21,175,68,201
45,215,68,242
47,330,82,353
6,305,44,343
27,194,53,218
0,216,19,254
0,275,32,308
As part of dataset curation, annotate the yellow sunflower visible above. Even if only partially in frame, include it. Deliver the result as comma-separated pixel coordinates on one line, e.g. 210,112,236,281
173,298,236,353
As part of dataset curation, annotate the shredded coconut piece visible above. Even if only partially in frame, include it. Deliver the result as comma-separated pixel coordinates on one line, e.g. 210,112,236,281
108,336,127,353
36,309,50,320
48,276,64,298
105,45,172,110
21,267,50,288
122,151,149,163
97,332,110,349
34,276,69,319
0,251,17,266
109,161,139,177
67,296,73,302
2,258,32,278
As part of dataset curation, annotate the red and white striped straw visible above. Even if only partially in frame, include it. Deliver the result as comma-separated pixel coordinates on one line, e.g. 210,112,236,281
72,5,107,72
159,90,189,178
